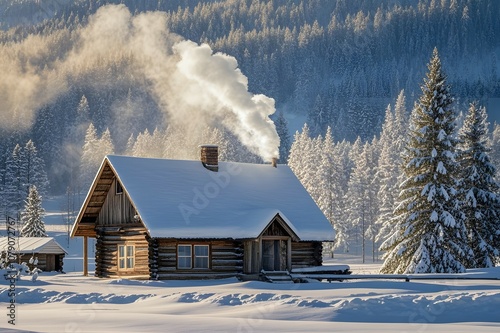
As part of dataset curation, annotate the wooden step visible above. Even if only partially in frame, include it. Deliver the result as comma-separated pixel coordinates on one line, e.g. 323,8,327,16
261,270,294,283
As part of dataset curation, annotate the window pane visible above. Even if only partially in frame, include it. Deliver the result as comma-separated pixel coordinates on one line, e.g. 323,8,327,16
116,181,123,194
194,245,208,257
178,245,191,256
119,258,125,269
127,257,134,269
119,245,125,257
127,246,134,257
178,257,191,269
194,257,208,269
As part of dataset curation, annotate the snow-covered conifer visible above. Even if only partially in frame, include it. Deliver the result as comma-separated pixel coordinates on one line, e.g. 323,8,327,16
375,105,398,243
288,124,312,183
274,111,291,163
315,127,348,251
20,185,47,237
23,140,49,196
376,92,409,247
457,103,500,268
490,123,500,179
393,90,409,154
99,128,115,157
125,134,135,155
346,141,378,262
381,48,471,274
5,144,25,218
80,123,101,188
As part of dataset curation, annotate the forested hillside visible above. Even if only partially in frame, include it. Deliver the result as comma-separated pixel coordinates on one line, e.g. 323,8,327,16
0,0,499,195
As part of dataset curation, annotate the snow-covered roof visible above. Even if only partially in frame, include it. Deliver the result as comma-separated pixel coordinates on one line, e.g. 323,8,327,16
75,155,334,241
0,237,67,254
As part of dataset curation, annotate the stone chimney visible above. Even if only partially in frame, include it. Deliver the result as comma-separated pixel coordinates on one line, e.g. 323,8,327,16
200,144,219,172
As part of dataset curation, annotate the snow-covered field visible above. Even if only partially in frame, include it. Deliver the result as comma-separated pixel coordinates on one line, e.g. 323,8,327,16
1,258,499,332
1,197,499,332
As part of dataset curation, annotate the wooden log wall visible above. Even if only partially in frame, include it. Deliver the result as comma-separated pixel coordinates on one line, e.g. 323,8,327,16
98,178,136,226
291,241,323,268
149,239,243,280
20,253,47,270
58,255,64,272
18,253,65,272
95,225,150,279
243,240,260,274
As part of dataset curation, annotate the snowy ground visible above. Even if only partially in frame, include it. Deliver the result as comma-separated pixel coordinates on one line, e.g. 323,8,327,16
2,257,499,332
1,197,499,332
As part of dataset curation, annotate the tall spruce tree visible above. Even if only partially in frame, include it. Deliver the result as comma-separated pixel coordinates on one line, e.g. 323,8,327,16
375,105,399,245
376,91,410,246
23,140,49,196
490,123,500,179
5,144,25,219
457,103,500,268
274,111,291,163
346,141,377,262
20,185,47,237
80,123,100,189
380,48,471,274
316,127,348,252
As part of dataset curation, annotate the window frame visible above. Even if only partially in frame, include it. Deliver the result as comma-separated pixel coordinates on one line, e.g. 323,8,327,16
193,245,210,269
177,244,192,269
177,244,210,270
118,244,135,271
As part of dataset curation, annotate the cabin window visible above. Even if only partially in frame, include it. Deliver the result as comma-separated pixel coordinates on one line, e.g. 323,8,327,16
194,245,209,268
116,180,123,195
118,245,134,270
177,244,210,269
177,245,192,269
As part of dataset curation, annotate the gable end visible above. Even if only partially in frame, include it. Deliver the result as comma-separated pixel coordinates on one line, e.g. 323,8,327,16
260,214,300,241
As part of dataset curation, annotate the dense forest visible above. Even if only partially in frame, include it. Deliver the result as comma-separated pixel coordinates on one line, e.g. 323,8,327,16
0,0,499,196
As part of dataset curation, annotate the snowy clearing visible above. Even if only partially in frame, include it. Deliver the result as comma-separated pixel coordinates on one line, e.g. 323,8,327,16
1,263,499,332
2,198,499,332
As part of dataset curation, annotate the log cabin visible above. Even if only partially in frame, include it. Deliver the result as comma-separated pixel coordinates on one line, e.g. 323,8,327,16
71,145,335,280
0,237,66,272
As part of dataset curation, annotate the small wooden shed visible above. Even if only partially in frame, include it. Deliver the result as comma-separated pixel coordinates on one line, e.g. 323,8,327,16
0,237,66,272
71,146,335,280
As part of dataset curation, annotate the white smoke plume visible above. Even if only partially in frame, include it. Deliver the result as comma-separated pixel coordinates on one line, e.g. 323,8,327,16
0,4,280,161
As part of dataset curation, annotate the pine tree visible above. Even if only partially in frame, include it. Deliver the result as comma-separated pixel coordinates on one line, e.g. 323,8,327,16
315,127,348,251
457,103,500,268
80,123,101,188
274,111,291,164
346,141,378,262
288,124,313,184
99,128,115,157
5,144,25,219
23,140,49,196
393,90,409,155
366,136,381,262
307,94,329,137
125,134,135,155
490,123,500,179
381,48,471,274
66,95,91,195
376,92,409,247
375,105,398,244
20,185,47,237
75,95,91,139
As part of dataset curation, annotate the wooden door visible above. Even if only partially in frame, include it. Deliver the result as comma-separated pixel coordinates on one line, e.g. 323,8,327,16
45,255,55,271
262,239,288,271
